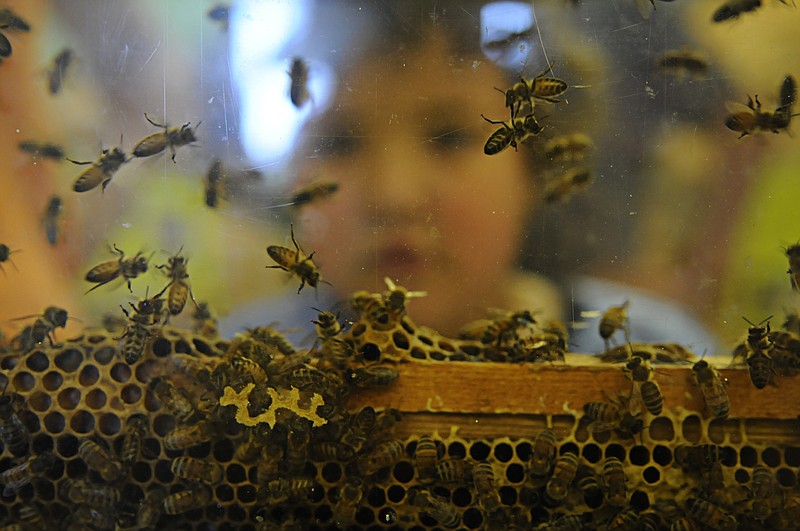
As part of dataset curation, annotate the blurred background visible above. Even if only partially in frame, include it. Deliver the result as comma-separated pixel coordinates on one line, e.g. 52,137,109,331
1,0,798,353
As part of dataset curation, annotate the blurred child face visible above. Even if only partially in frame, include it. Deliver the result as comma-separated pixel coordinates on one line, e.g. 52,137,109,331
296,41,537,334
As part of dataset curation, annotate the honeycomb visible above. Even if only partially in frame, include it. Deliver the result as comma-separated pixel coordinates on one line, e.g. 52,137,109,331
1,286,799,530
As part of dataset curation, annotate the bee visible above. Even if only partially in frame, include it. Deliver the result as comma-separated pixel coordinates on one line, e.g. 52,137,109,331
85,244,150,293
230,355,269,387
67,145,128,193
290,179,339,207
121,415,147,464
357,439,404,476
576,464,604,508
204,159,226,208
333,477,364,527
46,48,73,95
171,457,224,484
437,458,473,483
657,49,709,78
692,359,730,418
0,8,31,32
606,508,641,531
207,4,230,30
725,92,797,138
599,301,630,351
284,418,311,475
685,497,737,530
382,277,428,318
72,506,117,530
347,365,399,388
543,133,592,163
18,140,64,160
41,195,63,245
744,316,774,389
624,356,663,415
545,451,579,504
0,243,20,276
583,399,644,439
787,244,800,292
164,421,214,451
501,64,573,114
481,112,544,155
151,377,196,423
163,484,211,515
460,309,536,347
473,462,502,512
266,224,329,294
775,74,797,127
750,465,776,520
602,457,628,507
64,478,120,506
133,113,198,162
261,478,317,504
670,517,702,531
407,488,461,529
79,439,123,482
414,435,439,485
674,444,725,472
543,167,593,203
247,325,297,356
529,428,558,477
257,434,286,483
119,294,166,365
0,383,29,455
712,0,772,22
10,305,68,348
192,301,219,338
156,248,195,315
289,57,310,108
338,406,376,460
136,487,165,529
0,452,54,496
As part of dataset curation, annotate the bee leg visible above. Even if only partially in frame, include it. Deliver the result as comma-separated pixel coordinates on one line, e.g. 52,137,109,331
144,113,167,128
170,146,177,164
289,223,301,254
65,158,92,166
297,279,307,294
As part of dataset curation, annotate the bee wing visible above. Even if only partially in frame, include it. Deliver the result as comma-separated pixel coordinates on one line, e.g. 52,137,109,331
580,310,602,319
725,101,752,114
627,383,644,415
587,420,616,434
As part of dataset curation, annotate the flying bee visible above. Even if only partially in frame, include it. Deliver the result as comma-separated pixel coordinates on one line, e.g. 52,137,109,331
0,8,31,32
624,356,663,415
544,133,593,163
289,57,310,108
0,243,20,276
333,477,364,527
576,464,604,508
347,365,399,388
711,0,794,22
686,497,737,530
692,359,730,418
473,462,502,513
583,399,644,440
203,158,227,208
290,179,339,207
79,439,123,482
85,244,150,293
658,49,710,78
545,451,579,504
407,488,461,529
136,487,165,529
67,145,128,193
743,316,775,389
133,113,198,162
171,457,224,484
597,301,630,351
786,244,800,292
602,457,628,507
0,451,54,496
544,166,593,203
0,384,29,456
207,4,230,30
64,478,120,507
46,47,73,95
18,140,64,160
529,428,558,477
163,484,211,515
41,195,63,245
260,478,317,504
414,435,439,485
121,415,147,464
267,224,330,294
750,464,776,521
357,439,404,476
156,247,195,315
164,420,214,451
725,91,798,138
151,377,197,423
481,112,544,155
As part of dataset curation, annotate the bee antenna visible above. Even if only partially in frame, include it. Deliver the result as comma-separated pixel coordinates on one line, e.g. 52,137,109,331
759,315,774,326
742,316,756,327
